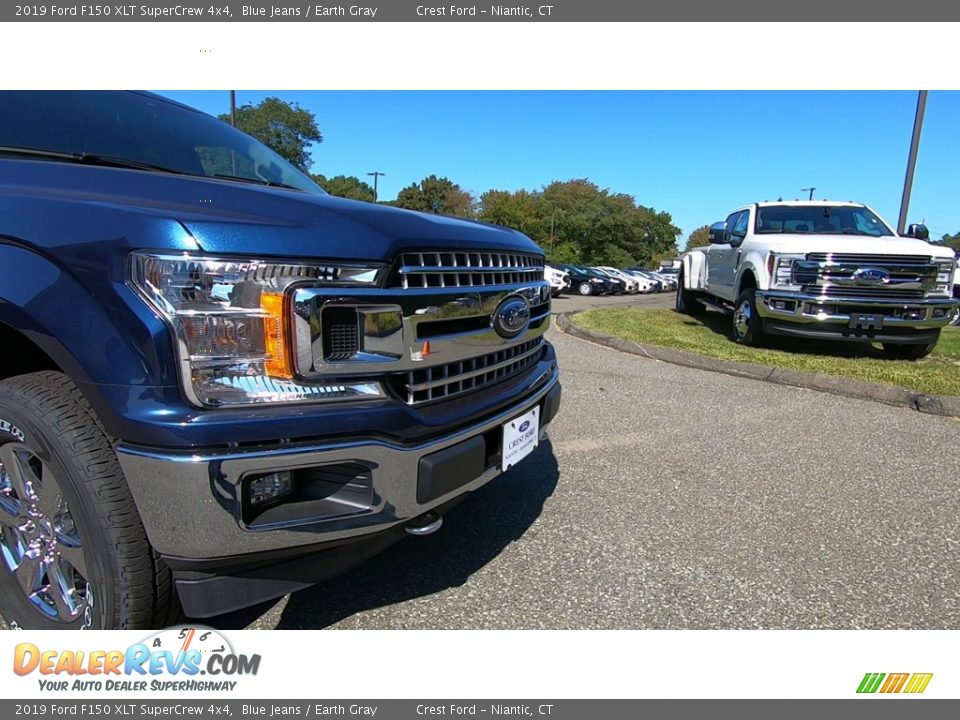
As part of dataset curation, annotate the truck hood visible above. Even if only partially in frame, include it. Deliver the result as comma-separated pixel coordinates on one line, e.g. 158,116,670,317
5,161,541,260
762,233,954,260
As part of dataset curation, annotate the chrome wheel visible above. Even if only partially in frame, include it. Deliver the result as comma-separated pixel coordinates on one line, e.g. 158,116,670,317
0,443,90,623
733,299,751,340
578,282,592,296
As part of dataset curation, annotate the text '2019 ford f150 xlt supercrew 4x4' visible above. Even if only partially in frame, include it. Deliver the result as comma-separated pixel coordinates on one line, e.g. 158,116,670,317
0,91,561,629
677,201,958,358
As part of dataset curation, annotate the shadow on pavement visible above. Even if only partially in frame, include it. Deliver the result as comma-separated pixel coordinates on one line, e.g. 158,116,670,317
202,440,560,630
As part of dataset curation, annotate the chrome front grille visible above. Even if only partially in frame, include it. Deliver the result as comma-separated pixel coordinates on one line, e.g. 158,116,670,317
805,253,932,264
794,253,938,298
394,251,545,289
389,337,545,405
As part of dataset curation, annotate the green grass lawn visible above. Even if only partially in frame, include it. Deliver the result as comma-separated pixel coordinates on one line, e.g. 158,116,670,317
573,307,960,397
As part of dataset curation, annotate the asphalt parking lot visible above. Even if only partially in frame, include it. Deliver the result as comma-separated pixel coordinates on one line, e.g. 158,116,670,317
207,291,960,630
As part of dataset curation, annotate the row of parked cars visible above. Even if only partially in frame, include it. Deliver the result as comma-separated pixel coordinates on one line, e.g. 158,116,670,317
545,263,678,297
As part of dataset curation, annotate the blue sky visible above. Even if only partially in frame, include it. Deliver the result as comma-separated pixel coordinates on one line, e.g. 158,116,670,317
161,91,960,245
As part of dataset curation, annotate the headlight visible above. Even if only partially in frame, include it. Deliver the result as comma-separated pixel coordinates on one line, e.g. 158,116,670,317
933,259,956,296
130,253,382,407
767,253,804,289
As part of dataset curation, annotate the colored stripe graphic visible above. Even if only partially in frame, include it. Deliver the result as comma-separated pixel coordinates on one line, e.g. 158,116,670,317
903,674,934,694
857,673,885,693
857,672,933,694
880,673,909,693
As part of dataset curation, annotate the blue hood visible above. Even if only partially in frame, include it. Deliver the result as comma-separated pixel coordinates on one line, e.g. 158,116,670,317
2,160,542,261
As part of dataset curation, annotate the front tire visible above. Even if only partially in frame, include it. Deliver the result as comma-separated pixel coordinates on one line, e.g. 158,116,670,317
882,337,939,360
578,282,593,296
731,288,767,346
0,372,180,629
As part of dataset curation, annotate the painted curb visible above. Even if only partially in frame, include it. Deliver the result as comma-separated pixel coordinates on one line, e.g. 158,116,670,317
555,311,960,419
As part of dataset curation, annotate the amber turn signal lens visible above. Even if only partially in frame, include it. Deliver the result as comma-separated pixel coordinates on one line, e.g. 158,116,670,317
261,292,292,379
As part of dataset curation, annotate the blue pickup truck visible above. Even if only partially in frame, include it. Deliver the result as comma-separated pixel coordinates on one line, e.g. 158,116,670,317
0,91,561,629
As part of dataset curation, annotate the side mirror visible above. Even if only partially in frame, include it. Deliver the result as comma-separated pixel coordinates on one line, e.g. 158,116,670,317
906,223,930,241
708,221,727,244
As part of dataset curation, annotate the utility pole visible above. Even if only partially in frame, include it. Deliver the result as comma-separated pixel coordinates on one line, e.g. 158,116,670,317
367,171,385,203
898,90,927,235
801,187,816,201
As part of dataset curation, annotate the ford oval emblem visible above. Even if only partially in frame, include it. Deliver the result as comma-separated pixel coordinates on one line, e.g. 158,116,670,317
492,296,531,339
519,420,531,432
853,268,890,286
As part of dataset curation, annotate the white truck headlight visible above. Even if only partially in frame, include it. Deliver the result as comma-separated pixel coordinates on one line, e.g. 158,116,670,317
130,253,382,407
933,259,956,295
767,253,804,289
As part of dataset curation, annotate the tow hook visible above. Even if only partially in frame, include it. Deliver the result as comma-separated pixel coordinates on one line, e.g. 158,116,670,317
405,511,443,536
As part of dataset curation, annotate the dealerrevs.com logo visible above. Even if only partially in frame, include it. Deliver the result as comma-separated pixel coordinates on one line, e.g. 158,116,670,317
13,627,261,692
857,673,933,695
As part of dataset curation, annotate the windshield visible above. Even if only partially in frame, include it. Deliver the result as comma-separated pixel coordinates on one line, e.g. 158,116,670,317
755,205,894,237
0,91,323,194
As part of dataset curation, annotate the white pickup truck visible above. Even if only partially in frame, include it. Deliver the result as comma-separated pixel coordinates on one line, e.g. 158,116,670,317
677,201,958,359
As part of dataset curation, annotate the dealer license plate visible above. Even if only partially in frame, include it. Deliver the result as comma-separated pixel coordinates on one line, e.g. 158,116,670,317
501,407,540,471
849,313,884,330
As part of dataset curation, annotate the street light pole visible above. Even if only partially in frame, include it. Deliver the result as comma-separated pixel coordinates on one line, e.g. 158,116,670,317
801,187,816,201
367,171,385,203
898,90,927,235
230,91,236,127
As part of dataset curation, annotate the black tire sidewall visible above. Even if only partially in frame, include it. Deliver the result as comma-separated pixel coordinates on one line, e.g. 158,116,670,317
733,289,763,345
0,399,114,629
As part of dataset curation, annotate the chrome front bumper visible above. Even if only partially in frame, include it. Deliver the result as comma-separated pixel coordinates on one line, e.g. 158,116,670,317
116,367,561,561
756,290,959,329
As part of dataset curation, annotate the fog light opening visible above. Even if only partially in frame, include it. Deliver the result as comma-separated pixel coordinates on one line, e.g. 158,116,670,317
770,299,797,312
248,471,294,507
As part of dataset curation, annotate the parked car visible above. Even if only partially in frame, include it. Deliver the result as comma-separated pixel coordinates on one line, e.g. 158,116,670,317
625,269,664,292
0,91,562,628
594,266,639,293
632,266,676,291
648,270,677,290
677,200,958,358
582,266,624,294
658,273,678,291
555,263,609,296
545,264,571,297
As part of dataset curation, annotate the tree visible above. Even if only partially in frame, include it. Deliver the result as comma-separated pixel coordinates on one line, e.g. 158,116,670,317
220,97,322,173
313,174,375,202
395,175,476,217
480,189,547,237
684,225,711,251
477,178,681,267
937,232,960,251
